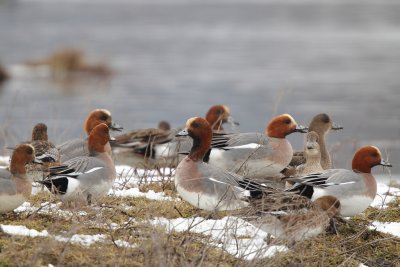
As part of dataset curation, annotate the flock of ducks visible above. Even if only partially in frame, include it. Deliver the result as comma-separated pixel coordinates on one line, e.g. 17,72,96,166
0,106,393,241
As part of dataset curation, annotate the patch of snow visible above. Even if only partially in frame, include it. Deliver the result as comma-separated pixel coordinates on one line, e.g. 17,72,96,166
114,165,174,189
0,224,49,237
13,201,87,219
151,216,287,260
114,239,137,248
0,223,138,248
0,156,10,166
109,187,177,201
369,222,400,237
55,234,107,246
370,183,400,208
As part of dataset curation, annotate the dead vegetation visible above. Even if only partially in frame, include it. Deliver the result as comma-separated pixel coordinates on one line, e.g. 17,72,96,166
0,63,10,83
0,168,399,266
24,48,112,79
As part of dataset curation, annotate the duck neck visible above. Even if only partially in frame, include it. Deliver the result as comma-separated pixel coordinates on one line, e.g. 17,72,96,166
303,155,322,173
352,158,372,174
13,175,32,197
189,137,211,162
317,134,331,169
88,138,107,155
10,157,27,175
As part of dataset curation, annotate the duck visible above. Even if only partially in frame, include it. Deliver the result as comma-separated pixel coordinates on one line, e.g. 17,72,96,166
0,144,43,213
175,117,343,240
26,123,60,181
175,117,271,211
111,105,239,168
284,131,323,188
57,109,122,163
286,146,392,217
40,123,116,205
289,113,343,170
244,195,341,241
206,114,308,179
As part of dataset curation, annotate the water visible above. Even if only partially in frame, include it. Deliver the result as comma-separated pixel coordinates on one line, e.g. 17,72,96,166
0,0,399,174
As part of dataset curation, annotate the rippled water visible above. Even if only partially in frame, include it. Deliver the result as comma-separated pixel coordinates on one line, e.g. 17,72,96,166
0,0,399,174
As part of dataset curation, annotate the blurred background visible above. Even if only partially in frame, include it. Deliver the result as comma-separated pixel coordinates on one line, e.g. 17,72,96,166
0,0,399,176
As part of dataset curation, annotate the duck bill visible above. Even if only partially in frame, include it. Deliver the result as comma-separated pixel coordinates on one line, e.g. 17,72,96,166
331,122,343,130
109,122,123,131
35,154,56,163
380,159,392,167
109,136,116,141
306,142,316,150
176,129,189,137
294,124,308,133
32,158,44,165
227,116,240,126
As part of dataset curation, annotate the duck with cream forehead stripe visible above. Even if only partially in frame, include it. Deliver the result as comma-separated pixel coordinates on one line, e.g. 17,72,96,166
57,109,122,163
40,123,116,205
0,144,43,213
111,105,239,169
175,117,275,211
286,146,392,217
207,114,308,180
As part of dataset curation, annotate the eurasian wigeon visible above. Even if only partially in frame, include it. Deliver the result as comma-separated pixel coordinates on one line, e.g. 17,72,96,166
0,144,43,213
245,195,340,241
40,123,117,204
57,109,122,163
26,123,60,181
286,146,392,217
207,114,307,179
111,105,238,168
175,117,270,211
284,131,323,186
290,113,343,170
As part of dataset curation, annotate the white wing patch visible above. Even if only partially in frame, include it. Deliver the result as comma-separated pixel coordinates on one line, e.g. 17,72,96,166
227,143,261,149
85,167,103,174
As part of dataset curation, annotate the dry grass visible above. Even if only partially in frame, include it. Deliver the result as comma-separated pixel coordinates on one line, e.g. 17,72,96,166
24,48,112,78
0,169,399,266
0,63,10,83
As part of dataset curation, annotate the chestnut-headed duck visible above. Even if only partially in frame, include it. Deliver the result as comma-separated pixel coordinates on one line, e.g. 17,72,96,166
111,105,239,168
175,117,270,211
245,195,340,241
40,123,116,204
58,109,122,163
286,146,392,217
207,114,307,179
0,144,43,213
290,113,342,170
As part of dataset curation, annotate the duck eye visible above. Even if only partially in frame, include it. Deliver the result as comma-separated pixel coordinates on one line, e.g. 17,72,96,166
26,148,33,155
100,114,109,121
216,109,224,115
192,122,200,128
370,152,378,157
283,119,291,124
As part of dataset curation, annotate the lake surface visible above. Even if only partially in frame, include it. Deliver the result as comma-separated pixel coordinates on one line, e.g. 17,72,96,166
0,0,399,175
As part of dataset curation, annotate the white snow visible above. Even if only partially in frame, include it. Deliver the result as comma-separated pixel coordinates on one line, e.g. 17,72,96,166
370,183,400,209
13,201,81,219
0,156,10,166
151,216,287,260
0,224,49,237
369,222,400,237
0,224,137,248
109,187,177,201
54,234,107,246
